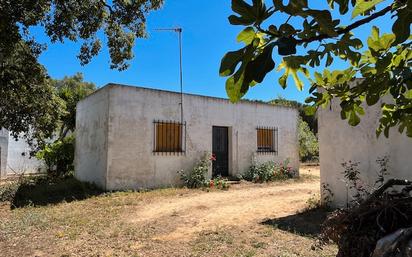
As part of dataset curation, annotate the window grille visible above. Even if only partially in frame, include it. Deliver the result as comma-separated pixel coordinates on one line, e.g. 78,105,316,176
153,120,186,154
256,127,278,154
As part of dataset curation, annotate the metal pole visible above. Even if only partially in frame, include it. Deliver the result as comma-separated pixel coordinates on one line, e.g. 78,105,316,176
177,28,184,125
154,27,184,124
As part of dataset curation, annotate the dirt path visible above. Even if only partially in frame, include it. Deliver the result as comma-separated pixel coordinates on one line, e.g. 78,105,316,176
129,180,318,241
0,166,337,257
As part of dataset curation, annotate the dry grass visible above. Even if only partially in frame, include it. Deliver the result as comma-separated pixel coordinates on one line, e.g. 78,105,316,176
0,165,337,257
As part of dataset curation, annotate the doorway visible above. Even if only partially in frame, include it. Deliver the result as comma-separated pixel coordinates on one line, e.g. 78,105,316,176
212,126,229,177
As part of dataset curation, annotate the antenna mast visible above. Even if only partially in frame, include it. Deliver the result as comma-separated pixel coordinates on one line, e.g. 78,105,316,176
154,27,184,124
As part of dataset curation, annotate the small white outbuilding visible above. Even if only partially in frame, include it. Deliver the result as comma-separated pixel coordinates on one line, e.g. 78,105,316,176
75,84,299,190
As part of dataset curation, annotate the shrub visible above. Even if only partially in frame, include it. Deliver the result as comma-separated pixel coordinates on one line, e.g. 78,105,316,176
36,135,75,175
0,179,24,202
178,154,212,188
298,117,319,162
243,158,296,183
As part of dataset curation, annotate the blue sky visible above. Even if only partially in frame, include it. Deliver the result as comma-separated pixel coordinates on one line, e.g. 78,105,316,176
34,1,393,103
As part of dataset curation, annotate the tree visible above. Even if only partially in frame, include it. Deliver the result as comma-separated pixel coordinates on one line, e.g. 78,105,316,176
269,97,318,133
220,0,412,137
53,73,96,139
36,73,96,174
0,43,64,148
0,0,163,145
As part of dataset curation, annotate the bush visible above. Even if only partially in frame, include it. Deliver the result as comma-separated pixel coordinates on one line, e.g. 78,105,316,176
298,117,319,162
36,135,75,175
0,179,24,202
178,154,212,188
243,159,296,183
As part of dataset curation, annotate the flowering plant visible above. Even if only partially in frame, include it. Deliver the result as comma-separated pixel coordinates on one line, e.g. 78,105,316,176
243,158,296,183
209,176,229,190
178,153,212,188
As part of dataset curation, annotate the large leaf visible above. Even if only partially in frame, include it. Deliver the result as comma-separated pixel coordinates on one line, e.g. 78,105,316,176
277,37,297,55
306,10,338,37
348,110,361,126
237,27,256,45
277,56,309,90
328,0,354,14
219,48,246,76
228,15,255,25
245,43,276,83
232,0,254,17
351,0,384,18
367,26,395,52
226,66,248,102
273,0,308,15
392,1,412,45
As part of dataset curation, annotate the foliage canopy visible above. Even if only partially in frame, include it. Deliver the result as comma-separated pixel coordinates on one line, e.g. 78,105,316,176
220,0,412,137
0,0,162,144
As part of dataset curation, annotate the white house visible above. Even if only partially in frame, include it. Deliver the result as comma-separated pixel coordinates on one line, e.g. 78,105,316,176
75,84,299,190
0,129,45,178
319,97,412,208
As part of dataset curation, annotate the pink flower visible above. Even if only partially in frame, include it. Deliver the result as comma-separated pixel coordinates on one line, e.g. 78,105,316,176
210,154,217,161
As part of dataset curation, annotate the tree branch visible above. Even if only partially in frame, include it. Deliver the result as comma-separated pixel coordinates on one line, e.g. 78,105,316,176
296,5,393,44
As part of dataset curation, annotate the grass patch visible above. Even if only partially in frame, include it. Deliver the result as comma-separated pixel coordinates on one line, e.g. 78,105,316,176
0,175,103,208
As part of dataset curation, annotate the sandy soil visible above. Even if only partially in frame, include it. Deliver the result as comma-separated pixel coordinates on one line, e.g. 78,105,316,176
0,165,336,257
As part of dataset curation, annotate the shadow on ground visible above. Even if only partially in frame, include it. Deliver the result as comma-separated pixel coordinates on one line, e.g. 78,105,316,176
11,176,103,208
262,208,329,237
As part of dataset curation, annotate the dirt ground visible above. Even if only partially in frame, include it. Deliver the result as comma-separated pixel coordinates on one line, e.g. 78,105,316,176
0,166,337,257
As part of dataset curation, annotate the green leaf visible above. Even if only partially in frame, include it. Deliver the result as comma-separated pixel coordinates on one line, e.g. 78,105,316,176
328,0,352,14
352,0,384,18
392,7,412,45
232,0,254,16
273,0,308,15
226,65,250,102
277,37,297,55
304,105,317,116
366,93,380,105
277,56,309,91
237,27,256,45
306,10,338,37
228,15,255,25
367,26,395,52
219,48,245,77
245,43,276,83
405,89,412,99
348,110,361,126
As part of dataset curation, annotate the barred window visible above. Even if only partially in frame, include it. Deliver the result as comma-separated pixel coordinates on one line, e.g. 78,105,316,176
153,120,185,153
257,127,278,154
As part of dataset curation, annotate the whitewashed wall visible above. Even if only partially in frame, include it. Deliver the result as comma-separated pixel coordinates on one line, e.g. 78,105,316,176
0,129,45,178
76,84,299,190
319,98,412,208
75,88,110,189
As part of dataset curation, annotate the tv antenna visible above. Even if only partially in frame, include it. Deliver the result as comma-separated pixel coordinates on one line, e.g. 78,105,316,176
154,27,184,124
